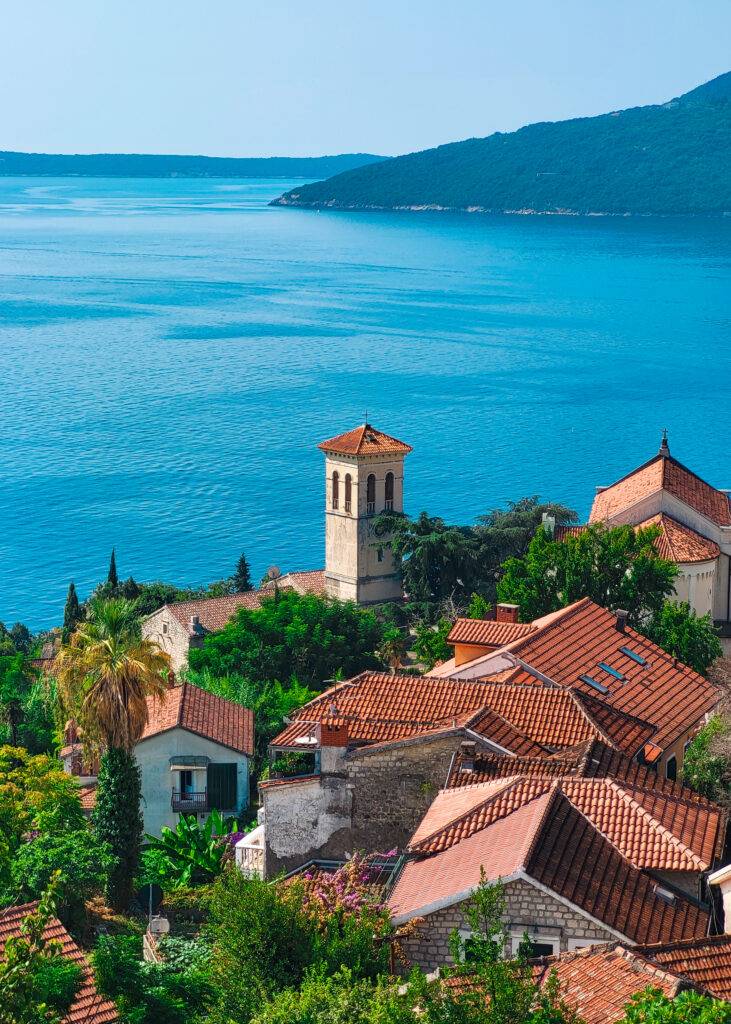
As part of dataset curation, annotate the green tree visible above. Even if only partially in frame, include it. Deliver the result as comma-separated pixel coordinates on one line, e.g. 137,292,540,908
682,715,730,802
9,623,33,654
62,582,83,642
188,591,384,689
233,552,253,593
0,875,82,1024
94,933,213,1024
107,548,119,589
143,810,238,889
377,624,409,672
413,618,453,669
55,597,170,910
620,987,731,1023
498,523,677,624
376,511,479,605
0,653,33,746
643,602,722,675
467,593,492,619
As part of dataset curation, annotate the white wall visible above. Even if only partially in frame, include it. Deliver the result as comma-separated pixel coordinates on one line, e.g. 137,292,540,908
135,727,249,837
142,608,190,674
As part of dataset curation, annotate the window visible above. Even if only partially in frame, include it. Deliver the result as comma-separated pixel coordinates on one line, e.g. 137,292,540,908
385,472,394,511
578,673,609,695
162,622,168,634
510,931,559,957
207,763,238,810
344,474,352,513
665,755,677,782
619,646,647,666
597,662,625,682
377,547,384,563
332,471,339,510
366,473,376,515
179,769,193,794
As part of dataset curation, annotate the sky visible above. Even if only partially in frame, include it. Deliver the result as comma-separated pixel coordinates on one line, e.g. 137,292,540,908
1,0,729,158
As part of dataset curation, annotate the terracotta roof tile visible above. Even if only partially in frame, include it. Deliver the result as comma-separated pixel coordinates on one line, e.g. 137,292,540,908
529,945,683,1024
140,683,254,756
632,934,731,1001
499,599,719,751
271,569,327,595
0,901,118,1023
635,514,720,564
166,590,268,632
317,423,412,456
389,793,552,922
447,618,535,647
590,452,731,527
79,783,97,811
526,792,710,944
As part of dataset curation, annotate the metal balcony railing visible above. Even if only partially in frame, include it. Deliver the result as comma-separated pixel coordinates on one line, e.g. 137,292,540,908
384,499,393,511
366,501,376,515
171,790,208,812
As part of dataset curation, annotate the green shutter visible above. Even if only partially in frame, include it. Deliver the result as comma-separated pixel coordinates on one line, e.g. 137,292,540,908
207,763,237,810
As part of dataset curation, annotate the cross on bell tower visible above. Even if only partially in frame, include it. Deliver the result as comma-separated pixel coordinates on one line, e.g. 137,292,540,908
318,423,412,603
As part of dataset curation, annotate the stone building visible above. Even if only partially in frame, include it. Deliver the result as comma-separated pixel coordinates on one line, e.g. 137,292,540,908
389,755,726,970
258,665,680,879
554,433,731,653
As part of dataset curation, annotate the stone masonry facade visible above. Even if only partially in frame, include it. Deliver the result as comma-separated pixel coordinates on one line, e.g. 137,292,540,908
398,878,615,972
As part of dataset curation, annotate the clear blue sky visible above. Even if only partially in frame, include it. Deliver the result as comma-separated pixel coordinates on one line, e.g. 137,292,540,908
2,0,729,157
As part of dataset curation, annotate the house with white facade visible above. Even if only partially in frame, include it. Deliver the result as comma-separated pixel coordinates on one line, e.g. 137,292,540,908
60,682,254,837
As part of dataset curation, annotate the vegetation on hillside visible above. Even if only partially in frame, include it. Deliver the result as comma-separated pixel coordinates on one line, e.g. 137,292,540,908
274,72,731,216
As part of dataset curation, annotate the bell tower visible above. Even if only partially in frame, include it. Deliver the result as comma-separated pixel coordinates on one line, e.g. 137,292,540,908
318,423,412,604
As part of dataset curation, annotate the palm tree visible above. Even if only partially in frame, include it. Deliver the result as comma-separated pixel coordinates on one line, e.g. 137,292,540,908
55,597,170,910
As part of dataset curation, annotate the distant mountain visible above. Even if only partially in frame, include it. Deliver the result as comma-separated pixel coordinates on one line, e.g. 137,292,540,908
273,72,731,216
0,151,386,179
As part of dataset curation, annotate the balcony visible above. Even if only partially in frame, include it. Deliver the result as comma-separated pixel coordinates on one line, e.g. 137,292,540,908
171,790,208,813
366,501,376,515
384,499,393,511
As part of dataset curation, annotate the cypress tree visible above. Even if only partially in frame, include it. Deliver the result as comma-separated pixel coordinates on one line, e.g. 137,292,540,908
107,548,119,590
62,582,83,641
92,747,143,911
233,551,253,593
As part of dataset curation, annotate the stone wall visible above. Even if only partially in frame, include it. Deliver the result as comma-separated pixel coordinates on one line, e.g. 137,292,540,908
397,877,615,972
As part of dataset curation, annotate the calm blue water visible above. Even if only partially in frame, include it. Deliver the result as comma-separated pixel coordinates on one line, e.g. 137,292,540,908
1,176,730,630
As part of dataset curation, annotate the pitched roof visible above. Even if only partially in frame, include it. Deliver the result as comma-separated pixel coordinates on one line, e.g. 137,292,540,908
529,944,685,1024
391,771,719,943
317,423,413,457
479,598,719,751
140,683,254,756
408,774,724,871
153,570,325,634
447,618,535,647
631,934,731,1001
0,901,118,1023
635,514,721,564
556,515,721,564
589,450,731,527
269,672,651,758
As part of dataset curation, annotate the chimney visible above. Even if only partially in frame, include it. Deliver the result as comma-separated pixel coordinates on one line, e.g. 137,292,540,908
460,740,477,773
541,512,556,537
615,609,628,633
709,864,731,932
319,721,348,748
496,603,520,624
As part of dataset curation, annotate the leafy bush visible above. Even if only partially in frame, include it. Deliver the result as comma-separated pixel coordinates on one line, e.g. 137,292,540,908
413,618,452,669
620,987,731,1022
93,933,213,1024
682,716,730,801
643,602,722,675
142,811,238,889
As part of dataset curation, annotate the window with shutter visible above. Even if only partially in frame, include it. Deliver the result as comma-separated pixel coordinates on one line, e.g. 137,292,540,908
207,763,237,810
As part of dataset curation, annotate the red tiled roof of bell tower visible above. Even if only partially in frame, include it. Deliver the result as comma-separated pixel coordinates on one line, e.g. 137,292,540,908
318,423,413,456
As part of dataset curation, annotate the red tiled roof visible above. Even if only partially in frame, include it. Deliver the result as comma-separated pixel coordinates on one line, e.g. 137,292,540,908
79,783,97,811
632,934,731,1001
529,945,684,1024
270,569,327,595
270,672,651,758
140,683,254,756
0,902,118,1023
166,590,268,632
317,423,412,457
527,792,710,944
590,451,731,527
496,599,719,751
447,618,535,647
409,774,723,871
635,514,720,564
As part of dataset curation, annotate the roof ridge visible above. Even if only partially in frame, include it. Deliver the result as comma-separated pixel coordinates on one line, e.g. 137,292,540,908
568,689,619,749
520,782,563,869
409,777,530,852
507,598,594,655
468,705,551,752
605,780,706,869
177,681,187,727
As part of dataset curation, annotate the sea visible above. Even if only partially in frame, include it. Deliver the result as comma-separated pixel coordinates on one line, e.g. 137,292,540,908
0,176,729,631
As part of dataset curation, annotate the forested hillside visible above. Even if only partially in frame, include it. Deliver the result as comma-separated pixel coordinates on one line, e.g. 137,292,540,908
273,72,731,215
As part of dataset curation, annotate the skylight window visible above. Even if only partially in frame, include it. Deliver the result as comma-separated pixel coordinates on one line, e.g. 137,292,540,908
597,662,625,681
619,646,647,666
578,674,609,695
654,884,677,906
